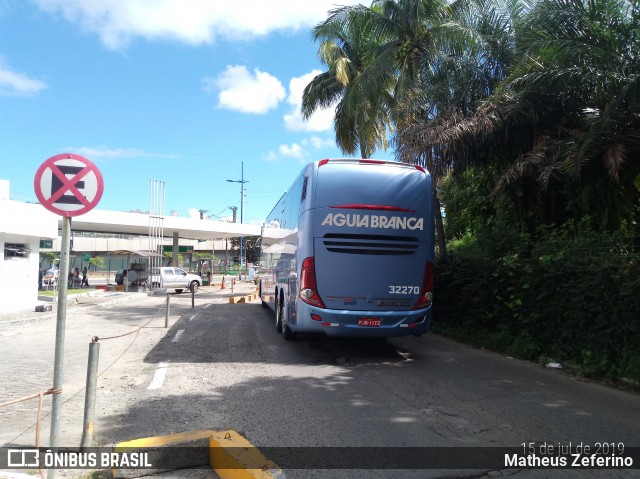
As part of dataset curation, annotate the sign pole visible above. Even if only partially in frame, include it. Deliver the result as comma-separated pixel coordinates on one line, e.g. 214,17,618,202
33,153,104,478
48,216,71,479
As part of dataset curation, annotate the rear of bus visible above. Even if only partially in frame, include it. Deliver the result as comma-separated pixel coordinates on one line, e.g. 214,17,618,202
295,159,434,337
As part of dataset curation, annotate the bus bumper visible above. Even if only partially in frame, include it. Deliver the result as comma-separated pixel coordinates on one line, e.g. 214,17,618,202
293,300,431,337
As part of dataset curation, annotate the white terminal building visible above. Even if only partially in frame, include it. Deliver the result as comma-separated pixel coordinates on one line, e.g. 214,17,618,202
0,180,260,314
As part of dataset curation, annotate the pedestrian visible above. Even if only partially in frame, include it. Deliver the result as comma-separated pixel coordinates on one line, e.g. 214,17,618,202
73,268,82,288
82,266,89,287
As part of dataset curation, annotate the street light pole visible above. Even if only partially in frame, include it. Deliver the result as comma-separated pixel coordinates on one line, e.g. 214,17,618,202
227,162,248,279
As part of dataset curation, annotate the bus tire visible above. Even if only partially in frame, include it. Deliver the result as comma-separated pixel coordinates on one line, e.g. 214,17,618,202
280,300,295,341
282,323,294,340
259,281,269,309
275,293,283,333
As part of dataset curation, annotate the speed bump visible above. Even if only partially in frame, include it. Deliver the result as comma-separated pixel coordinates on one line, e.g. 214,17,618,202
112,429,212,478
111,429,281,479
229,293,258,304
210,430,283,479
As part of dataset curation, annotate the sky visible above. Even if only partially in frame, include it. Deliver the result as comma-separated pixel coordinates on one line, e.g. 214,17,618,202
0,0,395,226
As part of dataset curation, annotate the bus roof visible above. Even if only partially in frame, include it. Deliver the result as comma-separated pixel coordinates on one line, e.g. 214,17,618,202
317,158,427,174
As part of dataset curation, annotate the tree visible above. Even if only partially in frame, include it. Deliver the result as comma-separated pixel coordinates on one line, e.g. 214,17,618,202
88,256,105,272
408,0,640,233
353,0,504,258
302,6,393,158
40,251,58,269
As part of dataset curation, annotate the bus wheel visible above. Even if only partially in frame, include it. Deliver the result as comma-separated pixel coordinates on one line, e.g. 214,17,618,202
279,300,295,341
281,319,294,340
275,295,283,333
259,281,268,309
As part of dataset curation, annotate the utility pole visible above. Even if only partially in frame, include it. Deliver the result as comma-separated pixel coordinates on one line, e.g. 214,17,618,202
227,162,248,279
225,206,237,275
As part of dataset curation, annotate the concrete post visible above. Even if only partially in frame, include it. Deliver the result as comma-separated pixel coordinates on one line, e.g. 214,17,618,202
80,340,100,448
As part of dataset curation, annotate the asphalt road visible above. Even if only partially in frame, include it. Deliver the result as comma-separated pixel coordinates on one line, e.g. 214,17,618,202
1,286,639,479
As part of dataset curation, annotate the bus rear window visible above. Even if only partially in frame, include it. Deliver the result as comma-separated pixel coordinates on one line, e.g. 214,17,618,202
315,163,429,210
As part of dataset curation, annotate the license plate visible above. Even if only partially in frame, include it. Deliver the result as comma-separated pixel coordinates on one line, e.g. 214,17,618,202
358,318,381,327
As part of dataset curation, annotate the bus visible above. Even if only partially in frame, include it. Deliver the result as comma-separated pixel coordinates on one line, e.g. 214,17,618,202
258,159,435,339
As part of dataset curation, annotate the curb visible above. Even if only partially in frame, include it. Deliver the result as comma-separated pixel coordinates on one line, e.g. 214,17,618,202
228,286,260,304
112,429,282,479
229,293,258,304
0,293,147,328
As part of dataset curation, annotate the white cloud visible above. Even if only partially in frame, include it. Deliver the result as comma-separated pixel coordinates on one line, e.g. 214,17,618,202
263,135,336,164
279,143,305,160
29,0,362,50
306,136,335,149
61,146,180,161
205,65,285,115
0,61,47,96
284,70,335,132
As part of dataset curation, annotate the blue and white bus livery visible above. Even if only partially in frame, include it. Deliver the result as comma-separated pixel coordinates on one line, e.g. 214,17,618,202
259,159,435,339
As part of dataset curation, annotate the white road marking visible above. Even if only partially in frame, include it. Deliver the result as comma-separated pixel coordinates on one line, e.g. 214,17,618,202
172,329,185,342
188,314,197,321
396,350,414,362
202,304,211,309
148,361,170,390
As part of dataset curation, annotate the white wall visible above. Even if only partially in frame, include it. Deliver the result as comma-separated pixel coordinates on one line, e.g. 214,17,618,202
0,199,58,314
0,235,41,314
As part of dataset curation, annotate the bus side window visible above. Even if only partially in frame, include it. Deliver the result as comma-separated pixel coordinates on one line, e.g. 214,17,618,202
301,176,308,202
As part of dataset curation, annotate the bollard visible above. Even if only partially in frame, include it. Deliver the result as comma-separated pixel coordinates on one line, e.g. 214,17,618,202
80,339,100,448
191,285,195,308
165,293,171,328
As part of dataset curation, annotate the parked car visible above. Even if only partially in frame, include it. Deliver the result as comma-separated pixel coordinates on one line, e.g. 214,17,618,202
42,268,59,286
150,267,202,293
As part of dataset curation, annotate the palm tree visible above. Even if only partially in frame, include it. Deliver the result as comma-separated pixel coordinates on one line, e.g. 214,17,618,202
359,0,510,258
302,7,392,158
397,0,640,236
395,0,520,169
420,0,640,230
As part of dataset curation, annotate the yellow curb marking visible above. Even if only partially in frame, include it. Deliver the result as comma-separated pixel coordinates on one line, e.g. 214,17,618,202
112,429,281,479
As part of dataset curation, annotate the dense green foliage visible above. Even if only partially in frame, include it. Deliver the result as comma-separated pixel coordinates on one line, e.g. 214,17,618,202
437,168,640,382
88,255,105,271
434,246,640,382
307,0,640,383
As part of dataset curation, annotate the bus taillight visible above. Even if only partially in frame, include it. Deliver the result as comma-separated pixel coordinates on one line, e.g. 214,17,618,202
300,257,326,308
413,261,434,310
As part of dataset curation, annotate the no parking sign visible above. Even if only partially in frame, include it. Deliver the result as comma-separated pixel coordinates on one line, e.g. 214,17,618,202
33,152,104,457
34,153,104,217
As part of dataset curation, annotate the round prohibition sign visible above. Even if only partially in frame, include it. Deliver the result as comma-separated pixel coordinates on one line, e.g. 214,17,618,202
34,153,104,217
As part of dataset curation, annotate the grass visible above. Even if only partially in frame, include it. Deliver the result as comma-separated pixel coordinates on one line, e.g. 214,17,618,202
39,288,93,296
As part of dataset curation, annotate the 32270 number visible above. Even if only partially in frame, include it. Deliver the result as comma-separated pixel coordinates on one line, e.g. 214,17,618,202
389,285,419,294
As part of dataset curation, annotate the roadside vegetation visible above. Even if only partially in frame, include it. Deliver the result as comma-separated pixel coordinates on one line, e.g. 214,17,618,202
39,289,94,296
304,0,640,384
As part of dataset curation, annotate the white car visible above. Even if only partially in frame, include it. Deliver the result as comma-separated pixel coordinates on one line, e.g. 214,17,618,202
42,268,59,286
150,267,202,293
